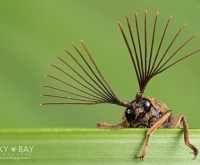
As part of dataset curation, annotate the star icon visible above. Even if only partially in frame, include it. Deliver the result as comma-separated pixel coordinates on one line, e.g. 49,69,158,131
10,146,17,153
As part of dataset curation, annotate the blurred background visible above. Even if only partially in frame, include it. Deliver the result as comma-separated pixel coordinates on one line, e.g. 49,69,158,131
0,0,200,128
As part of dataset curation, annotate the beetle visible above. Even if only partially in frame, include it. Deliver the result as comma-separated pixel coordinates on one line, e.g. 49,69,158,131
41,11,200,160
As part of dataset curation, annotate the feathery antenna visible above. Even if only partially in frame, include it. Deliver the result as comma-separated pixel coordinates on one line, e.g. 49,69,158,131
41,40,128,107
42,11,200,106
118,11,200,102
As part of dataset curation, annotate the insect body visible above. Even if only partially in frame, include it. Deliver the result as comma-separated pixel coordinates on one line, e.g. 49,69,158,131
41,11,199,160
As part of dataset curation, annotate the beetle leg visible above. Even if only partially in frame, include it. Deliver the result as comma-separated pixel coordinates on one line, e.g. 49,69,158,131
136,110,172,160
169,115,198,159
96,122,123,129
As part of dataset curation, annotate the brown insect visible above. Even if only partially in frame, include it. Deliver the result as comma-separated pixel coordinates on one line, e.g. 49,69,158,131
41,11,199,160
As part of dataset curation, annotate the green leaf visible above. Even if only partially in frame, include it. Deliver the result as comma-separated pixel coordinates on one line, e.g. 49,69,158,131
0,128,199,164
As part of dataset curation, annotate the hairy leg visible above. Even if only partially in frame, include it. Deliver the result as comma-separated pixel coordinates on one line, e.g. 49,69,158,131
169,115,198,159
137,110,172,160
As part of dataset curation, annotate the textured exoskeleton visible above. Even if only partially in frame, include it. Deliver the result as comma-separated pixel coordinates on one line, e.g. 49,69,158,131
97,97,198,160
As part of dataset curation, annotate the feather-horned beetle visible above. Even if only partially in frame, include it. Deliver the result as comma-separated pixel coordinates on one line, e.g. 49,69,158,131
41,11,199,160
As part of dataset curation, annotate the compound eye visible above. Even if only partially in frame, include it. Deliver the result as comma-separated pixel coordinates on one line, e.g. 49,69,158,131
125,108,135,122
142,99,151,112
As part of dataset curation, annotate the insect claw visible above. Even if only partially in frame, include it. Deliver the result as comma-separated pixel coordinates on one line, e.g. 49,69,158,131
191,152,197,160
135,155,144,161
192,156,197,160
191,150,198,160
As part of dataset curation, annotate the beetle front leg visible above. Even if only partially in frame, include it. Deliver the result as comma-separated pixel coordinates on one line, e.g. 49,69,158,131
96,122,123,129
169,115,198,159
137,110,172,160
